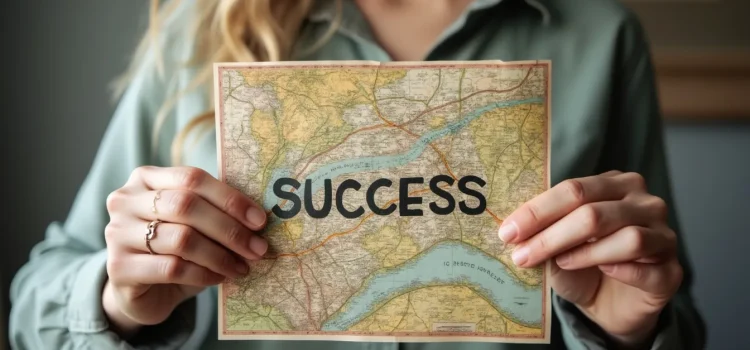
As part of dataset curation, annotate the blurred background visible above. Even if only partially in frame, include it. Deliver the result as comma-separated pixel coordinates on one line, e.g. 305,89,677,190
1,1,748,349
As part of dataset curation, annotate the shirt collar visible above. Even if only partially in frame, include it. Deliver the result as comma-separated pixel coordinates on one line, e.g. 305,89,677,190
308,0,551,25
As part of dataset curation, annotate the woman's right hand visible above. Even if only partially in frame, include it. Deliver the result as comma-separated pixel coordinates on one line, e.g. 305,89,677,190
102,166,268,337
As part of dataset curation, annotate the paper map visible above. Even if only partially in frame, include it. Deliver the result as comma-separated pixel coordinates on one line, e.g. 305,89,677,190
214,60,552,343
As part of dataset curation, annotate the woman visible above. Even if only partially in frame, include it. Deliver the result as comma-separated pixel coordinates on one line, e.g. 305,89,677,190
9,0,705,349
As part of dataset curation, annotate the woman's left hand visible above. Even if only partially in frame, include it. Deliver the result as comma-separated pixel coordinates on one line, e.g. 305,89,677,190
498,170,683,348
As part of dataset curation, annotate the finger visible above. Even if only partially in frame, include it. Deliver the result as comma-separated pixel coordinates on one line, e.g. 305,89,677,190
555,226,676,270
498,172,647,244
108,253,226,287
114,219,250,278
600,170,623,177
132,166,266,231
130,189,268,260
510,200,653,268
599,259,683,297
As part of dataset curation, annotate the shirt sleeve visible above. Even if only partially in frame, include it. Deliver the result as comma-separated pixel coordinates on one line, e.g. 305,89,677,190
8,27,200,350
553,9,707,350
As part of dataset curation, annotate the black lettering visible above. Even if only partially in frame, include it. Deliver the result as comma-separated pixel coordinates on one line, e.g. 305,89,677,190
272,178,301,219
366,178,396,215
429,175,455,215
304,179,332,218
399,177,424,216
458,175,487,215
336,179,364,219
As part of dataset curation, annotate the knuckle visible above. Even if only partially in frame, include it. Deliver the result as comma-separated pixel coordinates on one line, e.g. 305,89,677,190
104,223,119,244
169,190,198,217
534,235,549,256
523,203,542,224
225,224,247,248
128,166,152,184
623,172,647,191
105,189,127,212
663,228,678,252
560,179,585,204
171,225,195,255
106,254,126,283
578,204,601,233
671,262,684,289
161,256,185,281
624,226,647,254
649,196,669,220
175,167,206,190
127,167,143,183
221,253,239,271
222,192,246,214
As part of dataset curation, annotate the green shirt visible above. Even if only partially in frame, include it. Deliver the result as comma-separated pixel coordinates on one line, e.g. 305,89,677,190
9,0,706,349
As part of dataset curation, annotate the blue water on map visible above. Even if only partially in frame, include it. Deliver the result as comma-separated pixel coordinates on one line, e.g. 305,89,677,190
320,240,542,330
261,97,544,210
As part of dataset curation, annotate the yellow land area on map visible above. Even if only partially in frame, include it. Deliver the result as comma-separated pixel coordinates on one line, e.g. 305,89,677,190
215,60,551,343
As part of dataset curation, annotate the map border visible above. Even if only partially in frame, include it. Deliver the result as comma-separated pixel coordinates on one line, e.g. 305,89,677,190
213,60,553,343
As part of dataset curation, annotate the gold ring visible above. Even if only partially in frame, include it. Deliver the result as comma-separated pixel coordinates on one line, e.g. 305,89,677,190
145,220,162,254
152,190,162,214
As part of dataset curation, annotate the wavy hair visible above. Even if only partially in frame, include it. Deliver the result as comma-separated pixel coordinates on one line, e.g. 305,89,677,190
112,0,341,165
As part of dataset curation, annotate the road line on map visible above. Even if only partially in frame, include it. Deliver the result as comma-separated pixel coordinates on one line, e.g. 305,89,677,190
390,292,411,332
370,97,458,180
303,255,329,322
270,274,311,326
296,258,316,329
368,70,459,179
399,67,533,127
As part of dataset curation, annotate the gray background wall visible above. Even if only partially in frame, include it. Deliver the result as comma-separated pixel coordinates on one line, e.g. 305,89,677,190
2,1,748,349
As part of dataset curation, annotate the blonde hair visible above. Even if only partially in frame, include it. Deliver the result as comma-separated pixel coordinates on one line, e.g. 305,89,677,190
112,0,341,165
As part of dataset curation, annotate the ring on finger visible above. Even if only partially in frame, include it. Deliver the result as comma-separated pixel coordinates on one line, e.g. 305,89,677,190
145,219,162,254
151,189,162,214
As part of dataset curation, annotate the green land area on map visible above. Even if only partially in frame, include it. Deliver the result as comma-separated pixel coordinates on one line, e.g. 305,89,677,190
215,60,551,342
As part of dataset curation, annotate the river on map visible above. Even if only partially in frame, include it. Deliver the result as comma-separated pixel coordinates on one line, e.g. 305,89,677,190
261,97,544,211
320,240,542,331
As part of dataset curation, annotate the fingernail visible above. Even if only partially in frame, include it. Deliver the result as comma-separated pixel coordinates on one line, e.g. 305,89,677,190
246,206,266,227
249,235,268,257
498,221,518,243
599,264,615,273
235,261,249,275
512,246,529,266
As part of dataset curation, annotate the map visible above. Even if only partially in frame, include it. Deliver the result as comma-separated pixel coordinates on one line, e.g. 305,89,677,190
214,60,552,343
